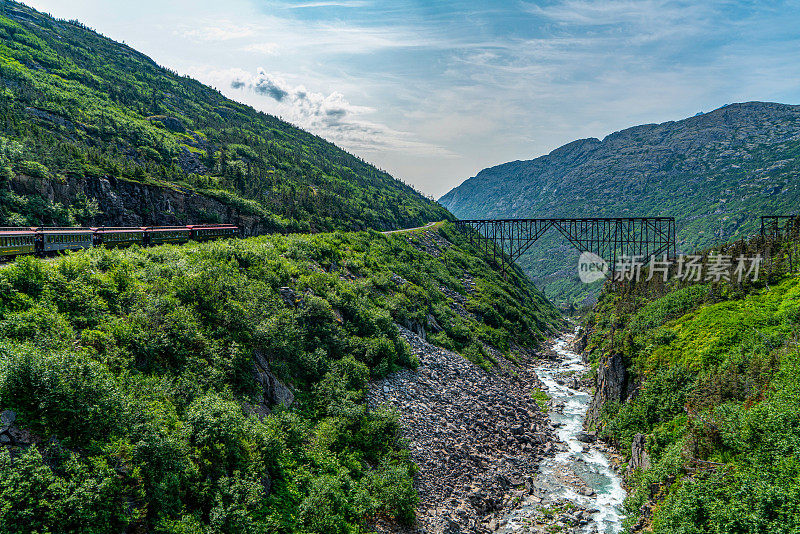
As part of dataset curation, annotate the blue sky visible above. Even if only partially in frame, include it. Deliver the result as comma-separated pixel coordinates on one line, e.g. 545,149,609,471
22,0,800,197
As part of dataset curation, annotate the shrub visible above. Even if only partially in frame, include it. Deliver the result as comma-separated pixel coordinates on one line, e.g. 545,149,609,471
15,160,49,179
0,447,130,533
0,344,124,445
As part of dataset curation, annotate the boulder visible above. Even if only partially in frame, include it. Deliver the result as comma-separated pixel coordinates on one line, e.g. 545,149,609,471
1,410,16,426
278,287,297,307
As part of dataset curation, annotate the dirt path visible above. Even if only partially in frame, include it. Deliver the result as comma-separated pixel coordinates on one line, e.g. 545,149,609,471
381,220,444,235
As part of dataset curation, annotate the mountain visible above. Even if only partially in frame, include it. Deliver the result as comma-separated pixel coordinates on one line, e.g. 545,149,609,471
0,0,450,234
440,102,800,305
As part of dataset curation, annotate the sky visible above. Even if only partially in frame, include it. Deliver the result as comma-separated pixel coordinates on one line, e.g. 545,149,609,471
20,0,800,198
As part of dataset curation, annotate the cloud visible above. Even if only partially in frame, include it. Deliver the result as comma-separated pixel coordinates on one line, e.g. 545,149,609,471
223,67,453,157
241,42,279,55
178,20,256,41
236,69,366,120
251,71,291,101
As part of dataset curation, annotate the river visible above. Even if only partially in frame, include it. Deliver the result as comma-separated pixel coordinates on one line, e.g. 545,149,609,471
498,329,626,533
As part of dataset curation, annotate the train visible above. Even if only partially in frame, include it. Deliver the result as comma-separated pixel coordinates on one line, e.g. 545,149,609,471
0,224,239,257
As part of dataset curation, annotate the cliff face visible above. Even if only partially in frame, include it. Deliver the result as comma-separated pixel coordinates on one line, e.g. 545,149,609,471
440,102,800,304
10,173,277,235
584,351,627,430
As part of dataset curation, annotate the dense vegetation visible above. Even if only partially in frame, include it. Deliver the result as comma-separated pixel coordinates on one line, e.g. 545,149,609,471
440,102,800,305
583,228,800,532
0,0,449,230
0,223,559,533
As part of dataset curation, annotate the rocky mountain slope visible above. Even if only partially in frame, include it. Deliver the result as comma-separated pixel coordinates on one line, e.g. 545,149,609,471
440,102,800,304
0,0,450,232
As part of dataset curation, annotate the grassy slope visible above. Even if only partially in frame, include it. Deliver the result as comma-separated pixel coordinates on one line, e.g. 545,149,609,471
583,233,800,532
0,0,450,231
0,223,560,533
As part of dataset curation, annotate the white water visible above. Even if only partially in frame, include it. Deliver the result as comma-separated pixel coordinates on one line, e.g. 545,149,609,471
500,331,626,533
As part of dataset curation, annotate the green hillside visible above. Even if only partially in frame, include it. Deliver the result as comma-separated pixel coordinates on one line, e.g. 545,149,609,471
0,0,450,231
440,102,800,306
582,230,800,532
0,224,560,532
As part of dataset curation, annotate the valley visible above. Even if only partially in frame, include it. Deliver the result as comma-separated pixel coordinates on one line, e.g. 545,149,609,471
1,1,800,534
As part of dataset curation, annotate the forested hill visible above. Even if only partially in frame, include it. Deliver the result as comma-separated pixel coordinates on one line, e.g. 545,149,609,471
0,0,450,233
439,102,800,305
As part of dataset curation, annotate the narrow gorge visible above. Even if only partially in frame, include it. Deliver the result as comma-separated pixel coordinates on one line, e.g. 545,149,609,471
369,321,628,534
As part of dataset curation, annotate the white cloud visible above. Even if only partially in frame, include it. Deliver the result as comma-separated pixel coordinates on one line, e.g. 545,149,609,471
241,42,279,55
178,20,257,41
219,68,454,157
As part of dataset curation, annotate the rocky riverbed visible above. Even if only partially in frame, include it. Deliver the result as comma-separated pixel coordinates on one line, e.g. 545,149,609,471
367,327,625,533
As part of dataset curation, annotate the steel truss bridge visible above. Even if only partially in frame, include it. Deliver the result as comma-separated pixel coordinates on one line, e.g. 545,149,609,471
454,217,677,275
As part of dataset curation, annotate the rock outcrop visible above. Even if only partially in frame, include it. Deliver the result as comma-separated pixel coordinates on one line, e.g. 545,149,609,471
626,433,651,478
584,352,627,429
249,352,294,417
9,173,280,236
0,410,36,448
